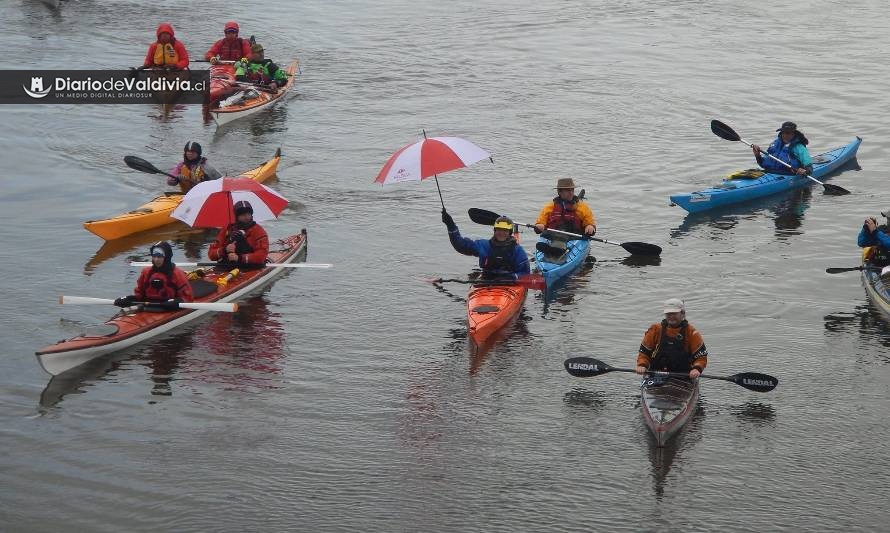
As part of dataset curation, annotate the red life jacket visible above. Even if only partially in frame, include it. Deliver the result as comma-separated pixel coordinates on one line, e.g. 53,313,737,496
215,37,247,61
546,197,582,232
139,269,179,301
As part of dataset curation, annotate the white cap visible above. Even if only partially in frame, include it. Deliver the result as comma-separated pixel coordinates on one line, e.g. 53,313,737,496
663,298,685,313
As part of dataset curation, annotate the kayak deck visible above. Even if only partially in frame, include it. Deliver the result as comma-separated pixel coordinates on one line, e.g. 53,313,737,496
861,260,890,318
467,284,527,344
641,376,699,447
534,238,590,288
211,60,299,127
83,148,281,241
670,137,861,213
36,231,307,376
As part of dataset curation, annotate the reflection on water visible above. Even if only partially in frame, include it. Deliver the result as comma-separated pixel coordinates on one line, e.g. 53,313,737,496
825,300,890,354
562,387,608,412
85,225,214,274
467,310,531,374
648,404,704,501
730,401,777,425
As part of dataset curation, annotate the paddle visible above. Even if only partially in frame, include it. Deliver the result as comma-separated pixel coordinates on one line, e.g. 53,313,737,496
710,119,850,195
194,59,238,64
825,265,880,274
468,208,662,256
427,275,546,291
60,295,237,312
130,261,332,269
124,155,179,180
564,356,778,392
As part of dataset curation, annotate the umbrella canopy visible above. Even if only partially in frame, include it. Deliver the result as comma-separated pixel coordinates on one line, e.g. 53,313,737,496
374,136,491,185
171,177,288,228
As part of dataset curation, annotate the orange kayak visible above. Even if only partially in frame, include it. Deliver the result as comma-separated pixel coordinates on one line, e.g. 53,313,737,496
466,229,527,343
211,60,299,126
83,148,281,241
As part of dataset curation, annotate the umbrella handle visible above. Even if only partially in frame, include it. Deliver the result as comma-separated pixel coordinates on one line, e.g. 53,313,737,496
434,176,446,210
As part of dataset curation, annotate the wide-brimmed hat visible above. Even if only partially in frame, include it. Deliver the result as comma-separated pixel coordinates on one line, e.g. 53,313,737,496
554,178,577,189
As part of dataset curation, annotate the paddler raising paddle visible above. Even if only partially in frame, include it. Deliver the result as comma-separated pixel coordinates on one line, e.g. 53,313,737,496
442,210,530,281
635,298,708,379
751,121,813,177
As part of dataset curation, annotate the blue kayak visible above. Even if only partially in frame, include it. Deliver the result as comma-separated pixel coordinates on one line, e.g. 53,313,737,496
670,137,861,213
534,238,590,288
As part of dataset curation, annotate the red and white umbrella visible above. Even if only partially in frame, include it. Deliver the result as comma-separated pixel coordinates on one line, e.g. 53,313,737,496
374,133,492,207
171,177,288,228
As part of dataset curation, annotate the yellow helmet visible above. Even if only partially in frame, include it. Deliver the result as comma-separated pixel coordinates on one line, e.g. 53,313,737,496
493,216,513,231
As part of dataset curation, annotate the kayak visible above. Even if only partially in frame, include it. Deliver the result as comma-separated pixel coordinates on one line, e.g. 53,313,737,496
670,137,861,213
861,256,890,318
211,60,299,127
83,148,281,241
466,228,527,343
209,63,237,103
534,238,590,288
641,375,699,447
36,231,307,376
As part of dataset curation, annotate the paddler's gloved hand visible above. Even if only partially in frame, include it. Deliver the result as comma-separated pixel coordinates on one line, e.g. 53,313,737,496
209,56,220,65
167,176,180,186
114,295,136,307
161,299,180,310
584,225,596,236
441,209,456,230
533,224,545,234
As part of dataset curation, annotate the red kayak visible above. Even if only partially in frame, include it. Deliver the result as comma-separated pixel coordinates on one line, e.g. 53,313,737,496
209,63,236,103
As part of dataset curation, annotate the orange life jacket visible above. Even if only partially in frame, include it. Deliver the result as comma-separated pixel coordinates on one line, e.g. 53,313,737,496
153,43,180,67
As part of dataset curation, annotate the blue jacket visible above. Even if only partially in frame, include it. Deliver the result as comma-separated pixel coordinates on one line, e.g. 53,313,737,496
447,225,530,279
858,226,890,249
759,133,812,173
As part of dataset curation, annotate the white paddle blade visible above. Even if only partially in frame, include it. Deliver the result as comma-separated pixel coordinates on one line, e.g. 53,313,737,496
60,296,115,305
179,302,238,312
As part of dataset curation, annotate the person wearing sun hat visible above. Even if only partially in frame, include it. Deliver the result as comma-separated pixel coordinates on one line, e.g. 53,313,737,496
114,241,193,309
208,200,269,267
441,211,530,280
234,42,289,91
532,178,596,237
752,121,813,176
635,298,708,379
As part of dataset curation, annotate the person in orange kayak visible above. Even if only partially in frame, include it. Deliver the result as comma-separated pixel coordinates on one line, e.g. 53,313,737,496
208,201,269,266
142,23,189,70
205,21,252,63
635,298,708,379
442,211,530,280
167,141,221,193
114,241,193,309
533,178,596,237
235,43,289,91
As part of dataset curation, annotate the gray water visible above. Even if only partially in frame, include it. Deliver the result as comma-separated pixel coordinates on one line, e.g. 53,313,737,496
2,0,890,531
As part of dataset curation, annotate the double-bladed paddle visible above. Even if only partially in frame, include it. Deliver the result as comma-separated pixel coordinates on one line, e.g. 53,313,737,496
124,155,180,180
710,119,850,195
427,274,546,291
564,356,778,392
60,295,237,312
130,261,332,269
468,208,662,257
825,265,880,274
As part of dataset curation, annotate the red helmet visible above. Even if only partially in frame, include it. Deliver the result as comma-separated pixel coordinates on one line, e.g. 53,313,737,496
224,21,239,34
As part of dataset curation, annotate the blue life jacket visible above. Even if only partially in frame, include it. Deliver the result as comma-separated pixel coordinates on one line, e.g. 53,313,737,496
761,135,802,173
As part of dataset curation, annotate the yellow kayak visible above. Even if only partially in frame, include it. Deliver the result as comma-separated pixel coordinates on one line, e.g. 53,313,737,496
84,148,281,241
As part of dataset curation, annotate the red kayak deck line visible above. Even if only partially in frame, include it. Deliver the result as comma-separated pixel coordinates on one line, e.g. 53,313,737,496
36,231,307,375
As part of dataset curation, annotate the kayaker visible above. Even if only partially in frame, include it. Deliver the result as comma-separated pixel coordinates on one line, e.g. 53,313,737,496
441,210,530,280
205,21,252,63
635,298,708,379
141,23,189,71
114,241,193,309
234,43,289,91
858,213,890,267
752,121,813,176
167,141,222,193
532,178,596,245
208,201,270,266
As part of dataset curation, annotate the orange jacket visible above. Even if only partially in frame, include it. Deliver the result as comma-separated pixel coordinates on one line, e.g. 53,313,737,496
534,198,596,231
143,23,189,70
205,36,251,61
637,321,708,372
208,223,269,265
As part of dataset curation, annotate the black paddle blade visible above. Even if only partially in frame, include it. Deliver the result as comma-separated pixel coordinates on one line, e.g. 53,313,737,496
825,266,865,274
710,119,741,142
822,183,850,196
564,357,613,377
621,241,662,256
729,372,778,392
468,208,500,226
124,155,162,175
